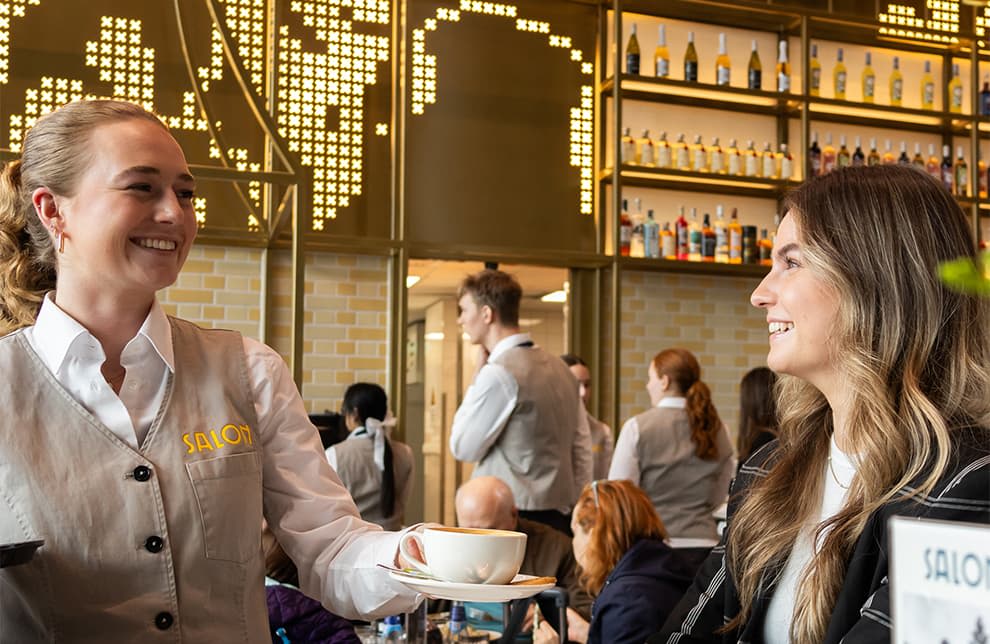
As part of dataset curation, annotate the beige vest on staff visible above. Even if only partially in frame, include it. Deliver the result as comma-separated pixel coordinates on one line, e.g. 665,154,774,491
331,436,414,531
0,319,267,643
474,345,583,511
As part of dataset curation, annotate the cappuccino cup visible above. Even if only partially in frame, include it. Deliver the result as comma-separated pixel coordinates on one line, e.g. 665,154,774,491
398,526,527,585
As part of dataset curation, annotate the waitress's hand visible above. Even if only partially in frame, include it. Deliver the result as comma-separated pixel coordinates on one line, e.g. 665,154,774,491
394,522,441,569
534,620,560,644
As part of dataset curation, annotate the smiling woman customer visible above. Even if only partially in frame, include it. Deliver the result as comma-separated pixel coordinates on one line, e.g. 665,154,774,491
0,100,419,640
653,165,990,644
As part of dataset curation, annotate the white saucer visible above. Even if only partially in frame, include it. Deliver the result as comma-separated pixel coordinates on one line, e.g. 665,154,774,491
387,570,555,602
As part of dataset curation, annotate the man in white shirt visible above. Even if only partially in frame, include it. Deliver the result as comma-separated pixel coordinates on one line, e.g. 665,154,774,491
448,269,592,536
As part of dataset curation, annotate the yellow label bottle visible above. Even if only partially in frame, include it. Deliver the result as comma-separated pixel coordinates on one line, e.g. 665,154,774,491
691,134,708,172
715,33,731,86
834,47,847,100
921,60,935,110
728,208,743,264
809,43,821,96
862,51,875,103
949,63,963,113
890,56,903,107
654,24,670,78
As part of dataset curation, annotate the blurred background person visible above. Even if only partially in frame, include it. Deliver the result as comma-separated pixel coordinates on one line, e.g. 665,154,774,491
737,366,779,469
327,383,414,531
561,354,613,480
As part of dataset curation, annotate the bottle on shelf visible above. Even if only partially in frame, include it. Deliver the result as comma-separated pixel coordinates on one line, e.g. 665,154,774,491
758,228,773,266
862,51,875,103
852,136,865,167
675,206,689,260
867,137,881,166
728,208,743,264
661,221,676,260
761,141,777,178
709,137,725,174
630,198,645,258
882,139,896,165
644,209,660,258
688,208,703,261
981,73,990,116
727,138,742,176
655,24,670,78
921,60,935,110
979,155,988,199
675,133,690,170
684,31,699,82
619,198,633,256
834,47,847,100
926,143,940,180
621,127,636,164
822,132,836,174
747,39,761,90
716,33,731,86
954,146,968,197
702,213,716,262
890,56,903,107
809,43,821,96
836,135,851,169
744,140,760,177
714,204,729,263
625,23,640,75
691,135,708,172
897,141,910,165
911,142,925,168
808,131,822,177
949,63,963,114
776,40,790,93
941,144,954,192
742,225,759,264
657,131,672,168
780,143,794,180
638,129,655,166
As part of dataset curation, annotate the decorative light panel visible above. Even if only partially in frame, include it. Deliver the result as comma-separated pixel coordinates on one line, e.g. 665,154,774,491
879,1,960,42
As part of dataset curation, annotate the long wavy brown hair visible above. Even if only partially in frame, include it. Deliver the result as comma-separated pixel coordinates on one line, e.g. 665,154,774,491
652,348,722,459
572,479,667,594
727,165,990,642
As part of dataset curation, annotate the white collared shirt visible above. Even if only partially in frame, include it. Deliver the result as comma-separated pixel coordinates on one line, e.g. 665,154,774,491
607,397,687,482
22,295,418,618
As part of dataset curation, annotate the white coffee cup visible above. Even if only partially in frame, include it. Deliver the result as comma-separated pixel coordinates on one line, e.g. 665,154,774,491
399,526,527,585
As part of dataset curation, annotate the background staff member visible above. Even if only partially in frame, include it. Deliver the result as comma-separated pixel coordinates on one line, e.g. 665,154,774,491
0,99,420,641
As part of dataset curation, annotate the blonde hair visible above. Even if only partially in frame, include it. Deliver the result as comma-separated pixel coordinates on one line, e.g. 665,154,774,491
651,348,722,459
0,100,166,334
727,165,990,642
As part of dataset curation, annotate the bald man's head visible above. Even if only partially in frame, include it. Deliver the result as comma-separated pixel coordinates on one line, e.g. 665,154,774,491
455,476,518,531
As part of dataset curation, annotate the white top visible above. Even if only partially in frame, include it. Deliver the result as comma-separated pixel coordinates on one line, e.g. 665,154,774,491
24,294,418,618
763,436,856,643
608,397,686,481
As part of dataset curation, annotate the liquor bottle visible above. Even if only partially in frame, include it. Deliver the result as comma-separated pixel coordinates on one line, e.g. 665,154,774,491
619,198,632,256
852,136,865,166
882,139,896,165
657,131,673,168
912,142,925,168
728,208,743,264
702,213,716,262
836,134,851,168
949,63,963,114
715,33,731,86
625,23,640,75
926,143,940,180
727,138,742,176
941,144,954,192
897,141,910,165
638,129,655,166
822,132,836,174
382,615,405,643
621,127,636,164
684,31,699,82
979,155,988,199
688,208,702,261
981,73,990,116
862,51,875,103
714,204,729,263
779,143,794,180
709,137,725,174
776,40,790,93
643,209,660,258
747,39,761,90
890,56,903,107
661,222,676,260
675,133,690,170
921,60,935,110
761,141,777,178
867,137,881,166
630,198,645,258
834,47,847,100
448,603,466,643
808,131,822,177
675,206,689,260
654,24,670,78
809,43,822,96
691,135,708,172
954,145,968,197
744,140,760,177
758,228,773,266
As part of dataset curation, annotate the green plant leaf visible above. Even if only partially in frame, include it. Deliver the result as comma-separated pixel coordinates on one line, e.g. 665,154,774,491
938,251,990,296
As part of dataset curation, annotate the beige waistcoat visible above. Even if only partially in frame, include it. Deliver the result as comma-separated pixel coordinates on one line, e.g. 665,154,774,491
0,319,267,643
332,436,414,531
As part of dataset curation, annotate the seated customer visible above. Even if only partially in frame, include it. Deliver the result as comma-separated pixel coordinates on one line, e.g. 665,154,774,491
326,383,414,530
736,366,779,469
455,476,593,623
535,480,695,644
